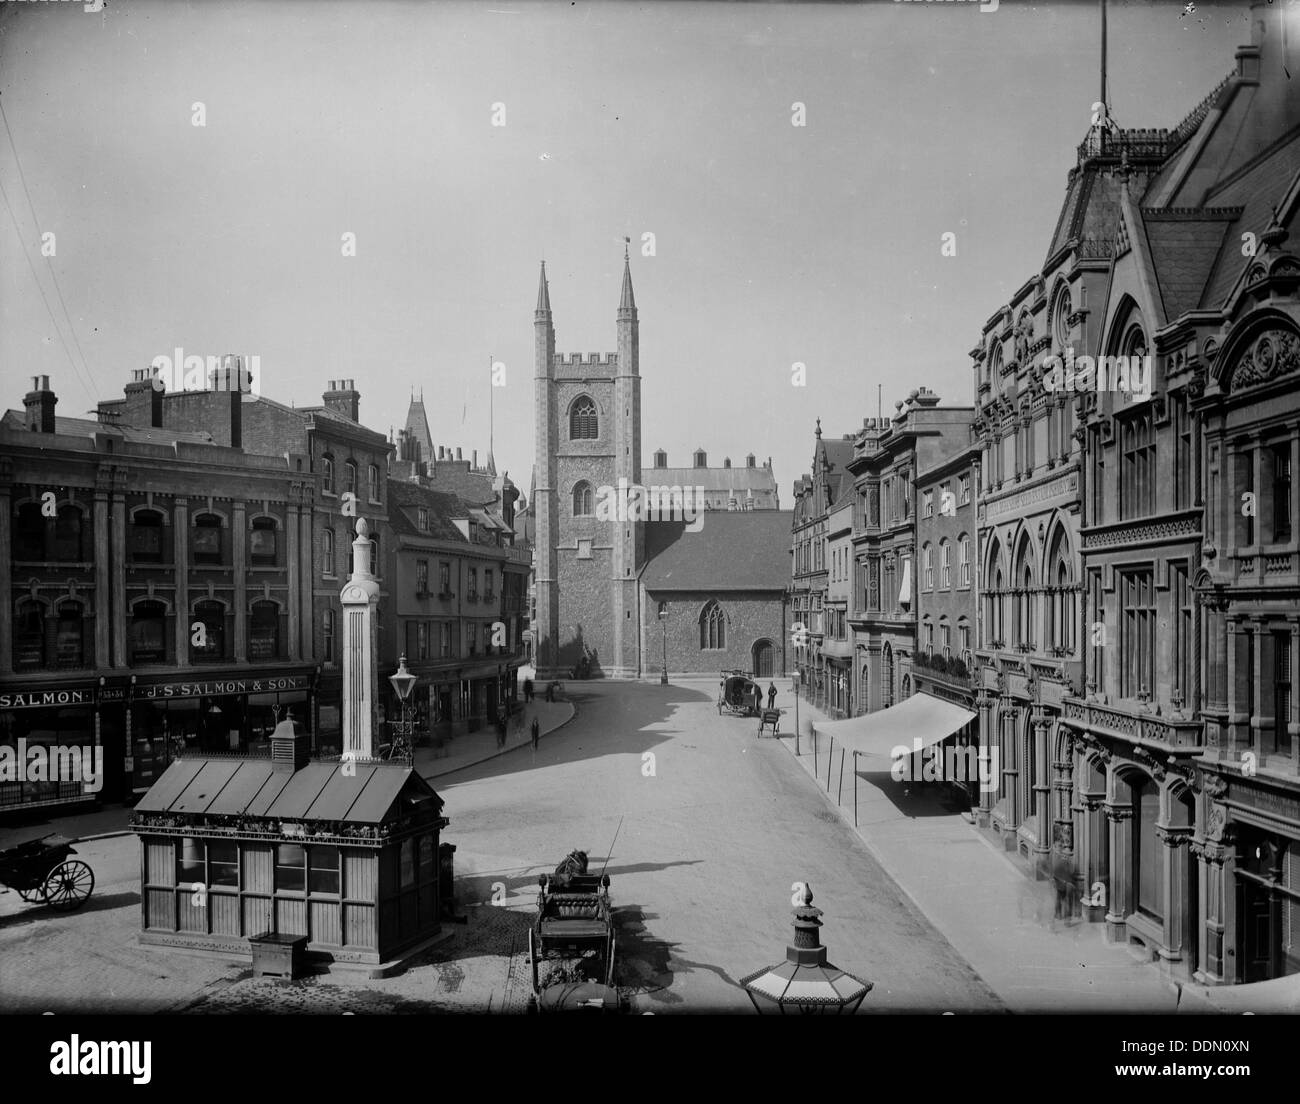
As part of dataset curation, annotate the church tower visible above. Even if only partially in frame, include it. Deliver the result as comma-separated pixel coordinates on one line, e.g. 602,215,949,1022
533,251,643,678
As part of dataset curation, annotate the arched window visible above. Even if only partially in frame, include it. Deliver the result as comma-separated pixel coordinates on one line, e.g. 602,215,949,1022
131,601,168,664
191,600,226,662
1048,529,1074,653
940,539,951,589
901,673,911,700
572,481,594,517
922,543,933,590
192,513,223,565
131,509,165,563
569,397,598,440
958,534,971,587
322,455,335,495
368,463,380,503
54,601,86,668
986,536,1005,646
250,517,278,567
700,601,726,650
344,461,358,498
322,526,335,576
14,599,45,670
53,505,84,562
882,642,894,708
13,502,44,562
249,600,281,660
369,532,380,577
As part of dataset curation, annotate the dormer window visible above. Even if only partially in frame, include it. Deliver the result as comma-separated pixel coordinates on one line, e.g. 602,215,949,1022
417,507,429,532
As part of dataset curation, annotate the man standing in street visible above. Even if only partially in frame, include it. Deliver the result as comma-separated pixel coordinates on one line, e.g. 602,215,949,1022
767,682,777,711
531,716,540,751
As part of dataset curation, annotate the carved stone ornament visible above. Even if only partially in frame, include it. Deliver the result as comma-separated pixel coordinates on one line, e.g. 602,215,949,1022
1230,329,1300,392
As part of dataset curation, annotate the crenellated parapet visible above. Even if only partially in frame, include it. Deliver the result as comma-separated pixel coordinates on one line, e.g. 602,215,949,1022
553,352,619,372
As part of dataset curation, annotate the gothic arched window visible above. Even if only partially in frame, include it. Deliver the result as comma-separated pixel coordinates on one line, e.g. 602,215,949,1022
699,601,726,650
570,397,598,440
572,481,594,517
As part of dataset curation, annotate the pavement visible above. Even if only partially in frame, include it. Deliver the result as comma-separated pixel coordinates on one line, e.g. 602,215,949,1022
414,696,574,781
743,680,1292,1014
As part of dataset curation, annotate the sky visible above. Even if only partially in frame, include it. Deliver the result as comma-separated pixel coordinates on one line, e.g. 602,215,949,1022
0,0,1259,502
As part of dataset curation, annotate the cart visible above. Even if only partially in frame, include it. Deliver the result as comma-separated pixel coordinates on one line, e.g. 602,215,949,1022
718,670,763,717
527,850,617,1008
757,709,782,737
0,833,95,910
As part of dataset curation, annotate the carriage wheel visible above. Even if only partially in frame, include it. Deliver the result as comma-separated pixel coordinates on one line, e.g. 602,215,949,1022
17,885,45,903
43,860,94,911
528,927,540,995
606,930,617,988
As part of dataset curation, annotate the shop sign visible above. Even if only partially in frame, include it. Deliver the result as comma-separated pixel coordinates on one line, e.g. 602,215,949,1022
135,675,313,700
0,688,94,709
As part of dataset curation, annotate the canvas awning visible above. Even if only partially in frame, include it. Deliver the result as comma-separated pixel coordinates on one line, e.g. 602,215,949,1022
898,558,911,607
811,692,975,759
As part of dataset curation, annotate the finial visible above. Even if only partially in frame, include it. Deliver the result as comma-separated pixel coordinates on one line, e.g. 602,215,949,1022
624,235,630,261
1261,205,1288,251
815,417,822,439
356,517,369,538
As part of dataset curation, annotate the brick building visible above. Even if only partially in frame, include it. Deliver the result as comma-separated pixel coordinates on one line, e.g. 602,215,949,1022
2,375,321,810
914,440,982,802
790,421,855,709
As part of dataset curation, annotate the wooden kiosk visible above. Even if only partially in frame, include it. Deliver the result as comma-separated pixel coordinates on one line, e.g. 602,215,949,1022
130,717,448,971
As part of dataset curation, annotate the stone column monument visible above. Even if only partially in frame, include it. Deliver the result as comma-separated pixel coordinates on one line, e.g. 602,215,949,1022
341,518,381,760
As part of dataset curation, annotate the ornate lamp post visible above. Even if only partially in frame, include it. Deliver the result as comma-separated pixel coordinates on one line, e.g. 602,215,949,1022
658,601,669,685
740,883,872,1015
388,654,418,763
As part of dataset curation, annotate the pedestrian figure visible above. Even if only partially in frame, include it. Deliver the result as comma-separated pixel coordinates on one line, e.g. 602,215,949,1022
524,677,533,703
767,681,777,710
531,717,540,750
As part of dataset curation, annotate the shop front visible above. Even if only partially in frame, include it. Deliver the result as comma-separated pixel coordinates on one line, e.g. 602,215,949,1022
102,669,317,797
0,683,100,813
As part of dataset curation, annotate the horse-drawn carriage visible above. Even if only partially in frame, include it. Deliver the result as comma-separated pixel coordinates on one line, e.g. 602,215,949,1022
528,850,618,1012
718,670,763,717
0,834,95,911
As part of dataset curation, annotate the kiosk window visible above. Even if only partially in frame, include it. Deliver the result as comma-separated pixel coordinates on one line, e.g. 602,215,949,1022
275,843,306,891
308,848,340,895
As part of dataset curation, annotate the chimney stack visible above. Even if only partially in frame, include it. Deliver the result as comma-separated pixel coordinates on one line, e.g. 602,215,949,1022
125,366,164,427
456,447,462,461
323,379,360,422
23,376,57,434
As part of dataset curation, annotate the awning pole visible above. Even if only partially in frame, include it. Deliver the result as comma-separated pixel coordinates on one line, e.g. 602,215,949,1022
826,736,834,792
837,747,845,806
853,752,858,827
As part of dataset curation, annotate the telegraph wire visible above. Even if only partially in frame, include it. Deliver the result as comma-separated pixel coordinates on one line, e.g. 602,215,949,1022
0,93,99,399
0,174,92,400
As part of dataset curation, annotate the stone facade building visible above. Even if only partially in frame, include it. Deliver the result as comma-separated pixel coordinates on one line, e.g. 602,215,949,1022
847,389,973,719
647,448,780,511
532,256,642,678
639,511,791,679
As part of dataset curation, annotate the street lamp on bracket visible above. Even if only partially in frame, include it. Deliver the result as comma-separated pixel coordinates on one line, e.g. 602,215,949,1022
387,654,418,763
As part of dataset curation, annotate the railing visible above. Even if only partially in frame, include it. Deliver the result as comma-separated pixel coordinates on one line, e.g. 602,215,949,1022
1062,697,1201,750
